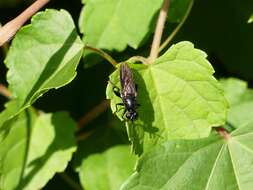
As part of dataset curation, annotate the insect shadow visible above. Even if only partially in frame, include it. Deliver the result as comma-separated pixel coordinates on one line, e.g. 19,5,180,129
110,63,160,154
131,67,158,137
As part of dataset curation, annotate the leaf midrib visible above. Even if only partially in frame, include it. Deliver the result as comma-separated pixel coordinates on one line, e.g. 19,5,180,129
228,141,242,190
204,144,226,190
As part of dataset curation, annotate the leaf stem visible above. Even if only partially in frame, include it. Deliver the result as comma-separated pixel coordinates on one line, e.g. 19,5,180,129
148,0,170,64
59,172,83,190
0,84,11,98
77,99,110,131
215,127,231,140
126,56,148,64
84,45,118,68
159,0,194,52
0,23,9,56
0,0,50,46
76,130,95,142
76,100,111,141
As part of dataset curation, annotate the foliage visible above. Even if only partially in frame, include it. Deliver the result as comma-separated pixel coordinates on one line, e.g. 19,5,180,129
121,123,253,190
79,0,162,51
120,78,253,189
0,1,253,190
0,109,76,190
0,9,83,130
221,78,253,128
107,42,228,154
79,145,136,190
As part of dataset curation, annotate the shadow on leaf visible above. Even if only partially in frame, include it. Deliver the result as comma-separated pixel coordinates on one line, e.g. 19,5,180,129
127,66,159,155
16,112,75,190
23,29,78,106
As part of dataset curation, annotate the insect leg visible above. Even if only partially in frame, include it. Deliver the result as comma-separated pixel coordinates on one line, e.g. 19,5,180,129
108,80,121,97
121,109,127,120
113,87,121,97
115,103,124,113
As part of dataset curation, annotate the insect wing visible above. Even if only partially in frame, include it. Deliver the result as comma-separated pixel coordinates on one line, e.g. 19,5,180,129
120,63,137,97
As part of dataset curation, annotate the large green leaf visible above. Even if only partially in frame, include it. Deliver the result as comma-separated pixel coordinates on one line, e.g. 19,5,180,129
221,78,253,128
121,122,253,190
79,145,136,190
0,9,83,128
107,41,228,153
79,0,163,51
0,110,77,190
73,118,128,170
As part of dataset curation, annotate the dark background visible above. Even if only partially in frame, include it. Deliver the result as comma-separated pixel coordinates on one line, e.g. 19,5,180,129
1,0,253,189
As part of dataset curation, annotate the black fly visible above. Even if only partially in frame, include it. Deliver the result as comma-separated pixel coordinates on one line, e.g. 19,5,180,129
111,63,139,121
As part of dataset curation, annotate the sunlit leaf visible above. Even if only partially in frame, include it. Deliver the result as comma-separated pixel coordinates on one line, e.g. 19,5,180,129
107,41,228,154
0,9,83,128
79,0,163,51
79,145,136,190
0,110,77,190
73,118,128,170
221,78,253,128
121,122,253,190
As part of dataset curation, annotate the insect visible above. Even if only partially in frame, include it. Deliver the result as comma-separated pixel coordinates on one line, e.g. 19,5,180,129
111,62,139,121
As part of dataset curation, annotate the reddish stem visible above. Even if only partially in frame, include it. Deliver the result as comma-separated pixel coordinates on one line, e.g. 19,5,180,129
77,100,110,130
215,127,231,140
0,84,11,98
0,0,50,46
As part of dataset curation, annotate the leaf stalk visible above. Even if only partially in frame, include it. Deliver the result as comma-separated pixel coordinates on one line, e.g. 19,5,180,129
159,0,194,52
149,0,170,63
0,0,50,46
0,84,11,98
59,172,83,190
77,99,110,131
216,127,231,140
84,45,118,68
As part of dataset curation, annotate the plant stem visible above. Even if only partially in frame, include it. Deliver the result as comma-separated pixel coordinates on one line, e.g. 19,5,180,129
77,99,110,131
0,23,9,56
84,45,118,68
76,130,95,142
59,173,83,190
0,84,11,98
148,0,170,64
159,0,194,52
215,127,231,140
0,0,50,46
126,56,148,64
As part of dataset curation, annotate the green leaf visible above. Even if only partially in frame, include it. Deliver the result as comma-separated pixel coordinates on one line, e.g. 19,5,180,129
107,41,228,154
79,0,163,51
1,9,83,128
121,122,253,190
73,118,128,170
221,78,253,128
79,145,136,190
168,0,193,23
0,110,77,190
